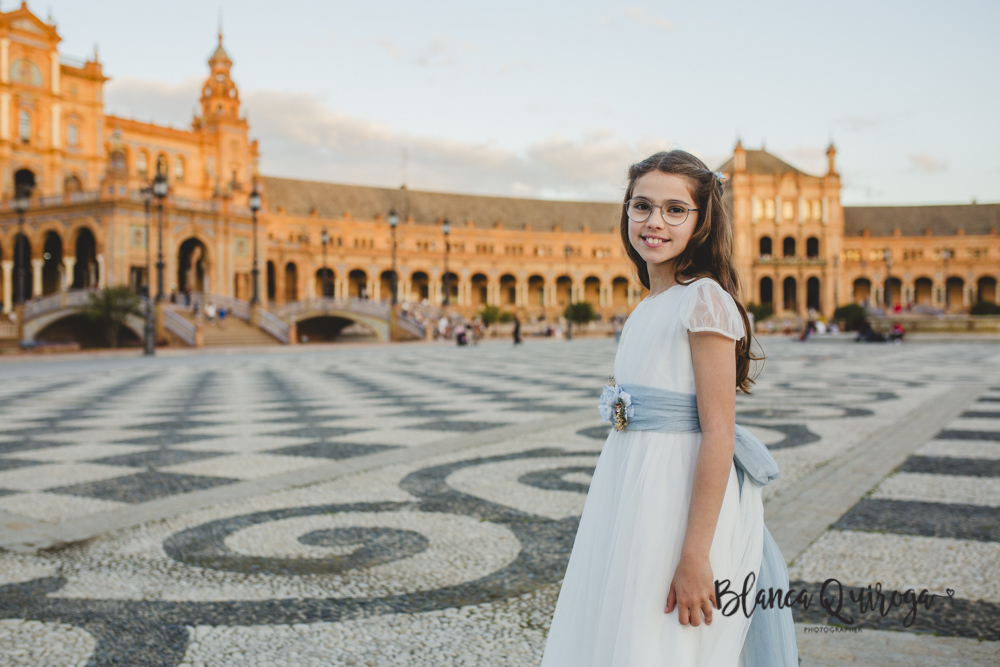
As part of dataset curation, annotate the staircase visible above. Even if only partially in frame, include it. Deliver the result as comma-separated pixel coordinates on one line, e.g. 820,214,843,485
174,311,280,346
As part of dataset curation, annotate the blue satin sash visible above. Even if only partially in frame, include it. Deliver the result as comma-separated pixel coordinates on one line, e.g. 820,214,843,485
605,384,798,667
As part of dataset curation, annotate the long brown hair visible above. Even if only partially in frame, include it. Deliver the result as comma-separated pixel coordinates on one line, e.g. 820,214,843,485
619,150,761,393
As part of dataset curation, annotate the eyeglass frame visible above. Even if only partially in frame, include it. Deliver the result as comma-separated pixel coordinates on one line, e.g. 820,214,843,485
624,197,699,226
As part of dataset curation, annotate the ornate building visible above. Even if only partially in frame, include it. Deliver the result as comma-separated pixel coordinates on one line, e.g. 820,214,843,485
0,3,997,345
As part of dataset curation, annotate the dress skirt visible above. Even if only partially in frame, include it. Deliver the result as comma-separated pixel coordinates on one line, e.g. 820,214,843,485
540,428,764,666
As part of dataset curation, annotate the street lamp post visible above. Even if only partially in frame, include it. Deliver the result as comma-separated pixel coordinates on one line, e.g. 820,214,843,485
249,185,262,305
388,209,399,305
152,172,168,301
13,188,30,305
142,187,155,356
882,248,893,308
442,219,451,306
942,248,953,309
564,244,573,340
321,229,330,298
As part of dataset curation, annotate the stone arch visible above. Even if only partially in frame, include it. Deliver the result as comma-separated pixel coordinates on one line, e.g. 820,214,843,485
528,274,545,308
471,273,488,307
783,276,797,312
853,278,871,305
42,231,64,295
806,276,821,312
266,261,276,301
914,276,933,305
137,149,149,179
976,276,997,304
584,276,601,306
348,268,368,299
156,154,169,179
380,269,397,302
759,276,773,306
316,266,335,298
177,237,210,293
945,277,964,311
884,276,902,308
442,271,459,305
806,237,820,259
64,174,83,194
12,232,31,304
14,168,36,197
410,270,430,301
284,262,298,301
499,273,517,306
71,228,98,289
556,275,572,307
612,276,629,307
782,236,796,258
759,236,772,257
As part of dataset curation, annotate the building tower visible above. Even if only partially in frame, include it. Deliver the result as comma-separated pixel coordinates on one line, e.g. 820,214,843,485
193,31,253,198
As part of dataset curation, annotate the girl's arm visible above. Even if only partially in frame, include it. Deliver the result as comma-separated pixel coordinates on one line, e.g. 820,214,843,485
665,330,737,626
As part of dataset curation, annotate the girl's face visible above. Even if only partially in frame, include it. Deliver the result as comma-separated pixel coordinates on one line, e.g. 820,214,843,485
628,171,698,269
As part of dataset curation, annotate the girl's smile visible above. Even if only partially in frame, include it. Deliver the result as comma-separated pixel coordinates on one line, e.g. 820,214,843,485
628,171,697,269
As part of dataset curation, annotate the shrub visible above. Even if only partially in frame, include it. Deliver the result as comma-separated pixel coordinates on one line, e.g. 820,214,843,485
971,300,1000,315
83,286,143,348
833,303,867,331
564,301,597,325
746,302,773,322
498,310,515,324
477,305,501,327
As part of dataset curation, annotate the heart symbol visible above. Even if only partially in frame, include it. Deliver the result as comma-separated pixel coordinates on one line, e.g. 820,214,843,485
946,588,955,599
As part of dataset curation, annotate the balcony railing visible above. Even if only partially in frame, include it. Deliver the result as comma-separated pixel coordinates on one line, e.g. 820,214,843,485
754,256,826,266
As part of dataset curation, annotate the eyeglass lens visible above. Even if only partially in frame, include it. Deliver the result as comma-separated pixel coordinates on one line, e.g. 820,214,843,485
626,198,690,225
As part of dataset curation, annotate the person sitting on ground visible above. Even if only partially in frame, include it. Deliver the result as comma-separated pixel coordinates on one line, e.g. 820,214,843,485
889,322,905,343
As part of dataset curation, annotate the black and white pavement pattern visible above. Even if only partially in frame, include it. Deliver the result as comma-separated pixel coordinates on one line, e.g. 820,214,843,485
0,338,998,666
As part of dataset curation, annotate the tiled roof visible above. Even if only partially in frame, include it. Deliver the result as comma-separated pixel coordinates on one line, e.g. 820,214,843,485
717,149,810,177
844,203,1000,237
260,176,622,233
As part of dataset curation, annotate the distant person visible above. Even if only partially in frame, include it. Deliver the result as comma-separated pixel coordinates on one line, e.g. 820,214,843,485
454,322,467,346
204,303,217,324
513,316,522,345
889,322,905,344
437,315,449,340
612,316,623,342
218,307,227,325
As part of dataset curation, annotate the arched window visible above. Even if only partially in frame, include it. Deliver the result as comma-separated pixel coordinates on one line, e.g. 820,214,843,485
174,156,185,182
783,237,796,257
759,236,772,257
18,110,30,143
137,151,148,177
67,124,79,146
156,154,168,179
806,237,820,258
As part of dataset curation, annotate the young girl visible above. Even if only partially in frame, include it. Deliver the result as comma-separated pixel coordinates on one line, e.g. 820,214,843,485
541,151,796,666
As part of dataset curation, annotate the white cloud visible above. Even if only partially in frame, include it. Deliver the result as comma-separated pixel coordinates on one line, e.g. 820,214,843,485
104,78,648,201
625,8,675,31
907,153,948,174
104,76,202,128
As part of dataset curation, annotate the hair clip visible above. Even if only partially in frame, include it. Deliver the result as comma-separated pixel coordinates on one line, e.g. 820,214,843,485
713,171,728,184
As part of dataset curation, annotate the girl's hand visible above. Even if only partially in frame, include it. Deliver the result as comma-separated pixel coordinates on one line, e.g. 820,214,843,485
665,554,716,626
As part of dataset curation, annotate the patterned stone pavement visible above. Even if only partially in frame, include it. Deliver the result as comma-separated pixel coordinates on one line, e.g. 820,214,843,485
0,338,998,665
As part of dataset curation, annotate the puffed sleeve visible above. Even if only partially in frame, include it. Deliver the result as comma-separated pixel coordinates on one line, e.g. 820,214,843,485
680,279,746,341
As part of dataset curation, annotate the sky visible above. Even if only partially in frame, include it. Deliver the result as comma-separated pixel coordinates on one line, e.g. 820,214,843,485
24,0,1000,206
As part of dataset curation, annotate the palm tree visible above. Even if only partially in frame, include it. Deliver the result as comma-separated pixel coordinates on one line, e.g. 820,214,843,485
83,286,142,348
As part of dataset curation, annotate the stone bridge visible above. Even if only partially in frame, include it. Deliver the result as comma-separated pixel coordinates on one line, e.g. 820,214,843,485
12,290,426,345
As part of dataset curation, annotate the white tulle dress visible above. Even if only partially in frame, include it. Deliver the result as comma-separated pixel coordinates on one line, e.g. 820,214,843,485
541,278,765,667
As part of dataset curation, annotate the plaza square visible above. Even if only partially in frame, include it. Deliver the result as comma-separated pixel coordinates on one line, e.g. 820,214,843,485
1,337,999,665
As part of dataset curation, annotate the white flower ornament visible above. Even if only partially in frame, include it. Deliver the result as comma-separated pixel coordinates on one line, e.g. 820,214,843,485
599,381,634,431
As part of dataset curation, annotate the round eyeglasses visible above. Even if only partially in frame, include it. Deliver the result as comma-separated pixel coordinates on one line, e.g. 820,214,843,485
625,197,699,226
